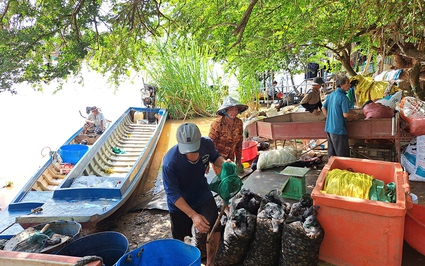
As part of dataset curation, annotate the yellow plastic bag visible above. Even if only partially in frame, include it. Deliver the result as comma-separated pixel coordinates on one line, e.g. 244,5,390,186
350,75,400,106
321,169,374,199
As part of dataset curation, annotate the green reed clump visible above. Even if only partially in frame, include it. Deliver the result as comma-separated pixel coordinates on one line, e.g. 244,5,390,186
146,39,225,120
236,71,262,111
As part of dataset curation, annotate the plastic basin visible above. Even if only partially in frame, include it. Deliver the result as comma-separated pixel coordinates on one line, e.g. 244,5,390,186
405,203,425,256
115,239,201,266
56,231,128,266
58,144,89,165
241,140,258,162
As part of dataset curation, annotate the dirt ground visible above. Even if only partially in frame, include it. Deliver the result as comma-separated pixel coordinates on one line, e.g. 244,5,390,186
87,209,172,251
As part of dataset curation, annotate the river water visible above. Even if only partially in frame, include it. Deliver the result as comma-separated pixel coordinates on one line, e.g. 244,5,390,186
0,75,217,211
0,74,142,210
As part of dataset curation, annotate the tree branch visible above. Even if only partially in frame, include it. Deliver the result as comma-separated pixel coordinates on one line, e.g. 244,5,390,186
232,0,259,47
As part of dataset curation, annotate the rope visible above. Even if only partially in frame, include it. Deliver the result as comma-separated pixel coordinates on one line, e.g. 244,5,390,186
40,146,51,158
74,255,103,266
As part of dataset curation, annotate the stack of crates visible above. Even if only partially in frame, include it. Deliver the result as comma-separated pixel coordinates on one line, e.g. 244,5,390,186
351,142,396,162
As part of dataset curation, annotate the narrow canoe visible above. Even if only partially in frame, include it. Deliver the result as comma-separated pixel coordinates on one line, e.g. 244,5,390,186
0,107,167,237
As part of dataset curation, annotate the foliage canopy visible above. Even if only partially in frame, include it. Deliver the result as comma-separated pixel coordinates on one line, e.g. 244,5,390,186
1,0,425,99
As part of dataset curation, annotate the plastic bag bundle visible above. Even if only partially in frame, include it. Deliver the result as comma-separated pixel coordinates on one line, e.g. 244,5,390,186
230,188,262,215
214,208,256,266
375,91,402,109
405,118,425,136
322,169,374,199
398,96,425,123
257,147,298,170
243,202,285,266
350,75,399,106
363,101,395,119
279,220,324,266
401,137,417,175
401,135,425,182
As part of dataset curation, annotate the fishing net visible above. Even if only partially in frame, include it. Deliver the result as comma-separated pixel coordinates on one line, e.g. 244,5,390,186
209,162,243,204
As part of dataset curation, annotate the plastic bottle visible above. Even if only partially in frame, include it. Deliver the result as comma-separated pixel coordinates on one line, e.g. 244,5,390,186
134,111,144,123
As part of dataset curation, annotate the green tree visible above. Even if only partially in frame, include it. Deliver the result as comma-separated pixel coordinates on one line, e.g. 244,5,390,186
170,0,425,97
2,0,425,99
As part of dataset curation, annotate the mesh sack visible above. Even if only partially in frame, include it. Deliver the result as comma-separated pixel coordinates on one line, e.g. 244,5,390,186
279,220,324,266
243,202,285,266
230,188,262,215
214,208,256,266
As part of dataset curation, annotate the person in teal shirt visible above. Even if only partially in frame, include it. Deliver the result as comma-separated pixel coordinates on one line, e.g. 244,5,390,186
322,75,360,157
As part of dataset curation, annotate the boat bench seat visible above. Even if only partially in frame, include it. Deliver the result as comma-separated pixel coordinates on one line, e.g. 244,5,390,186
36,180,57,191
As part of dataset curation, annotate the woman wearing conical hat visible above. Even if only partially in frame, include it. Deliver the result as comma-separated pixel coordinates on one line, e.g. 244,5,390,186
209,96,248,174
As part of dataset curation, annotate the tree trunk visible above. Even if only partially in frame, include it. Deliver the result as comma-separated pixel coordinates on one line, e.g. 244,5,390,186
393,54,411,69
410,61,424,99
340,50,356,77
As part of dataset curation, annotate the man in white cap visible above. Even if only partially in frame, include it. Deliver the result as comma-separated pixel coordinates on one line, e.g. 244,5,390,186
162,122,225,266
300,77,325,115
82,106,105,134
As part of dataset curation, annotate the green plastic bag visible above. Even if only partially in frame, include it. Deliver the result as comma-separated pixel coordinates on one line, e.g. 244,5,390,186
386,182,396,203
369,179,396,203
369,179,390,202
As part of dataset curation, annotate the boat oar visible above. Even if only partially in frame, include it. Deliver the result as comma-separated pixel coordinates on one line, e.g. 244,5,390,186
13,224,51,253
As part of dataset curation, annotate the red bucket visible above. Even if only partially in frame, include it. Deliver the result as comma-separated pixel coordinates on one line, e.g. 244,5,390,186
241,140,258,162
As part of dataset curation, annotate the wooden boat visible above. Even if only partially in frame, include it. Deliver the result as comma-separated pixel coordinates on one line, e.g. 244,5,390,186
0,107,167,237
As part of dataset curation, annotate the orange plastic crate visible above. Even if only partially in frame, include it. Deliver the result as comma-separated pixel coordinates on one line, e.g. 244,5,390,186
312,156,409,266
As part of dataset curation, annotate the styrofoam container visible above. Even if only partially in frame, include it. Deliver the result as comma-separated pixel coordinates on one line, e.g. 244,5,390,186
311,156,409,266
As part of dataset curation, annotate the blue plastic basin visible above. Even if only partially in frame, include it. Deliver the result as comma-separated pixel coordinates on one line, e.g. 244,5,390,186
116,239,201,266
56,231,128,266
58,144,88,165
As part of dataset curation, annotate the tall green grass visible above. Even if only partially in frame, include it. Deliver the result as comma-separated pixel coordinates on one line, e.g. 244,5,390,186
146,39,226,120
